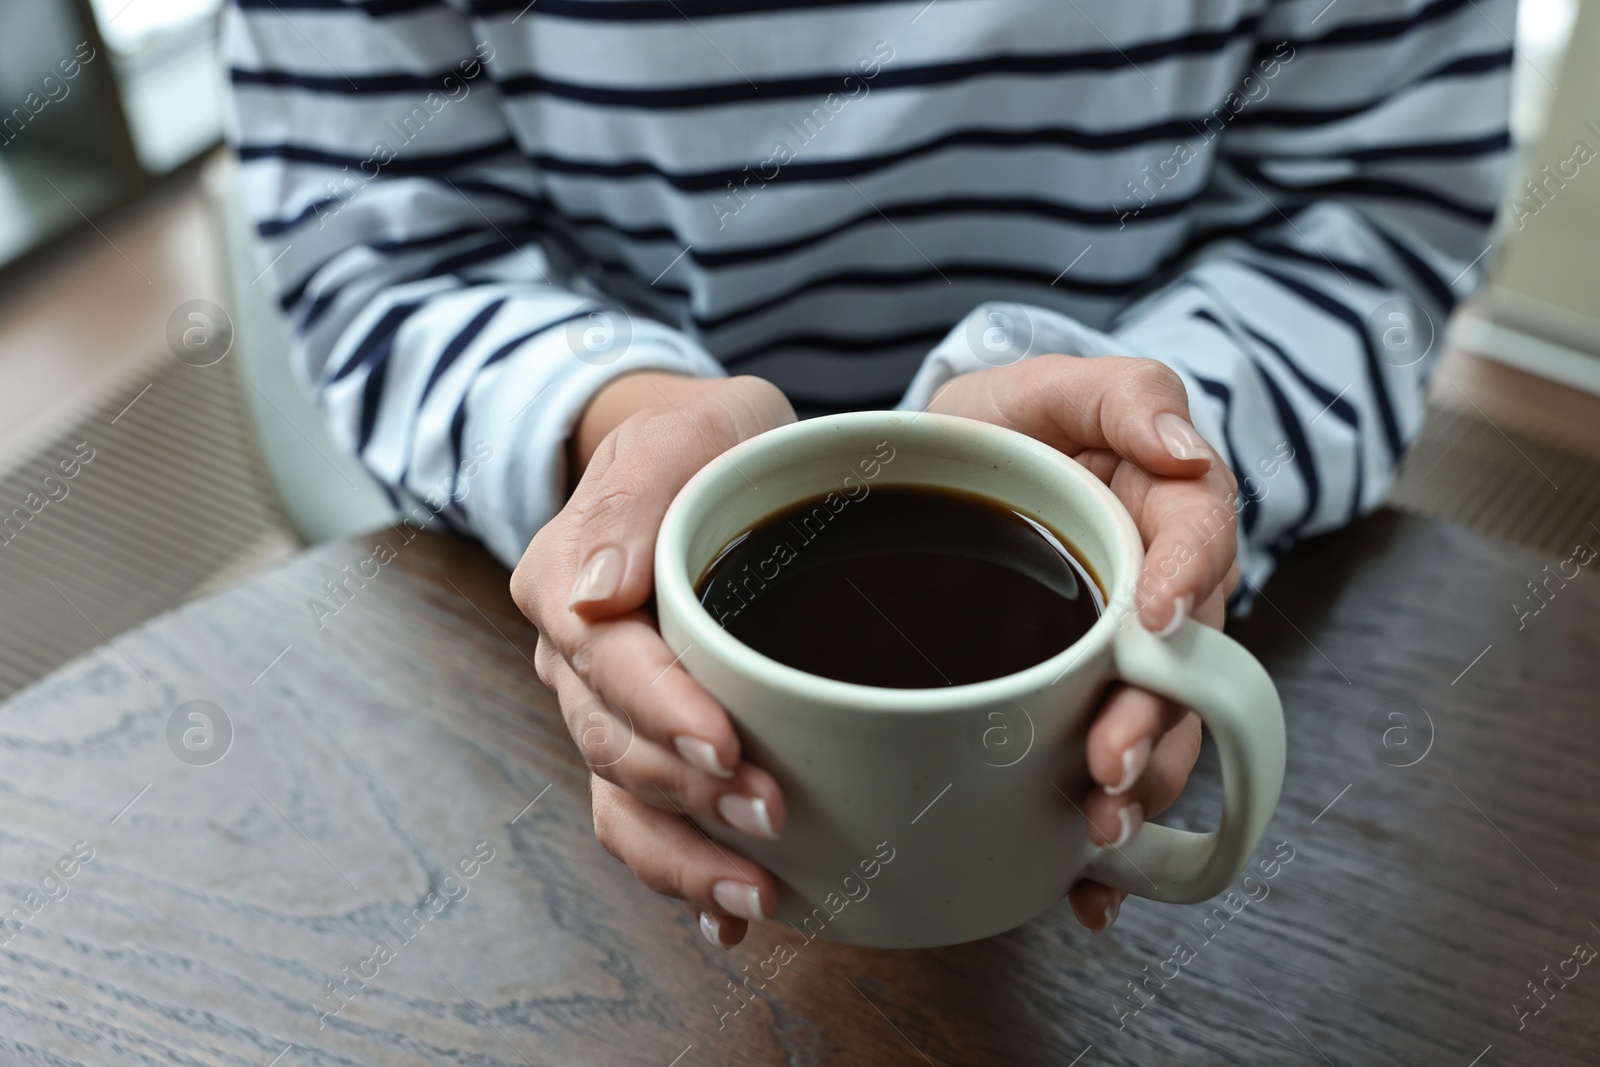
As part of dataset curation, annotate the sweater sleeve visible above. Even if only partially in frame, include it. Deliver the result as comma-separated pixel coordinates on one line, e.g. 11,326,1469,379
901,0,1513,601
223,1,725,567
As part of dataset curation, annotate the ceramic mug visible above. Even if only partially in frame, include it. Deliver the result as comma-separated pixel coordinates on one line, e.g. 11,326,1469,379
655,411,1285,948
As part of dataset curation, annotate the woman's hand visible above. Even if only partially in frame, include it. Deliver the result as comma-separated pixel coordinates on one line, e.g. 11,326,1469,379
510,373,795,949
926,354,1240,932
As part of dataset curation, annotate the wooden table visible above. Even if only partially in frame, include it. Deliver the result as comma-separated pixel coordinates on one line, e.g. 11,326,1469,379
2,511,1596,1067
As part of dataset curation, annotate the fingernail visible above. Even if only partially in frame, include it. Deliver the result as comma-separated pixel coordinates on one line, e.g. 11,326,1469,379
712,880,766,921
717,794,776,838
699,910,726,948
568,546,624,607
1155,412,1211,464
1096,895,1122,933
1111,802,1145,848
676,736,734,779
1154,594,1192,639
1105,738,1152,797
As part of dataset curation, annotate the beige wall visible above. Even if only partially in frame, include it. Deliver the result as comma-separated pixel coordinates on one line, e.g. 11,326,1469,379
1484,0,1600,364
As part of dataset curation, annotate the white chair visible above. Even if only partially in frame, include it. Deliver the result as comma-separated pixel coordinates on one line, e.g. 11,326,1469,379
204,153,397,544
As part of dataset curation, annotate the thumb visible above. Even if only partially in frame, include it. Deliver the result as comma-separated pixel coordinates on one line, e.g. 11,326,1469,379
565,416,715,621
566,384,790,620
971,355,1215,479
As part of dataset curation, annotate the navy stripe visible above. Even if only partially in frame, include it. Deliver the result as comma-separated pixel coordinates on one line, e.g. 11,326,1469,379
426,233,544,278
1270,0,1480,51
394,296,508,501
236,138,520,174
328,300,425,383
494,20,1260,109
1238,322,1359,431
696,191,1194,270
1231,49,1511,130
258,198,331,238
1180,275,1363,429
274,223,533,305
283,225,545,321
231,67,487,94
1235,319,1364,527
421,297,507,407
1249,361,1317,539
447,403,471,510
1230,157,1497,225
300,231,682,330
378,480,403,513
1349,436,1366,523
443,307,594,500
234,0,439,12
1165,195,1316,265
698,262,1132,334
1265,172,1497,225
791,388,910,418
262,207,483,250
721,325,951,367
1192,309,1318,539
531,119,1233,191
1369,225,1458,312
356,350,392,454
347,300,436,454
1248,242,1386,289
1174,361,1259,537
468,0,898,19
1339,131,1511,164
297,289,341,333
1248,265,1406,462
230,0,919,19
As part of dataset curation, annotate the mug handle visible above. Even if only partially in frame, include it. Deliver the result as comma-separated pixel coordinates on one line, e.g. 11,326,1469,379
1081,620,1286,904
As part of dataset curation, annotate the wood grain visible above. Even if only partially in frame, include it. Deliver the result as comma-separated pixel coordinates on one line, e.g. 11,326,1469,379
1,511,1597,1067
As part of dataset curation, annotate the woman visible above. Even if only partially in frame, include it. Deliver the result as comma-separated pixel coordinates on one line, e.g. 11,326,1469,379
226,0,1510,944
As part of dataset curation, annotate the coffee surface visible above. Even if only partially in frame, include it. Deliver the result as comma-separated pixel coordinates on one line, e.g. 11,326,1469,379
695,485,1103,688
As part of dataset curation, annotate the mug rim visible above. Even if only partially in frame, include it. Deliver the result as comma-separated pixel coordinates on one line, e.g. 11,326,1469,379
654,411,1145,713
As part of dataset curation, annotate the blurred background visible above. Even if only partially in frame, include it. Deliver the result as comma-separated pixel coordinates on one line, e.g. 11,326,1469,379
0,0,1596,701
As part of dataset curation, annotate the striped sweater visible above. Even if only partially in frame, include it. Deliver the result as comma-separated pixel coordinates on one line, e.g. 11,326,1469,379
224,0,1512,595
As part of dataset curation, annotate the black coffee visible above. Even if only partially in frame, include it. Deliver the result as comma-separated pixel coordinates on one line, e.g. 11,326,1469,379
695,484,1103,688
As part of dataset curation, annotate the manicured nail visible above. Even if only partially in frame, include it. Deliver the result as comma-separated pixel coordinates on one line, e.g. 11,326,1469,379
676,736,734,779
699,910,725,948
1096,895,1122,933
712,880,766,921
1154,594,1192,639
1111,802,1145,848
1155,412,1211,465
568,546,624,607
717,794,776,838
1105,738,1152,797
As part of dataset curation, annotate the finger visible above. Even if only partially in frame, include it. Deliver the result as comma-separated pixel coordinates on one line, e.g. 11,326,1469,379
1082,709,1202,850
940,355,1215,479
1067,880,1129,933
1130,711,1203,820
549,610,745,777
596,735,787,841
1195,576,1231,630
686,900,746,949
591,774,778,929
565,377,793,621
543,652,785,836
1112,461,1239,633
1085,684,1185,800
